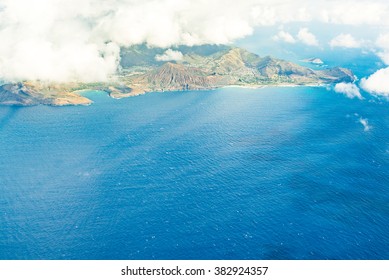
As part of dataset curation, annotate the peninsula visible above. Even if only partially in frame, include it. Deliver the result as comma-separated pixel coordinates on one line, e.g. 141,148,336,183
0,45,354,106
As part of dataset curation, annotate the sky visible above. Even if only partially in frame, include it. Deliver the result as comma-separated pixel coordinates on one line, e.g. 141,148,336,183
0,0,388,97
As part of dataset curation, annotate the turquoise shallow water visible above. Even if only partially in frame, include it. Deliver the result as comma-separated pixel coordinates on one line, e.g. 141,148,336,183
0,86,388,259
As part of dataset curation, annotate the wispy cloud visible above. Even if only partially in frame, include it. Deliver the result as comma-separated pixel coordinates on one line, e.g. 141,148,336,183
359,117,372,132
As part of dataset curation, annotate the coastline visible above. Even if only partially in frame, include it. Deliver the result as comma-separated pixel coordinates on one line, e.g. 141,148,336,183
0,82,329,107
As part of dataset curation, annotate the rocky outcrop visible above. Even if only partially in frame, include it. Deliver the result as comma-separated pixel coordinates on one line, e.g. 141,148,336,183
134,62,217,92
0,82,92,106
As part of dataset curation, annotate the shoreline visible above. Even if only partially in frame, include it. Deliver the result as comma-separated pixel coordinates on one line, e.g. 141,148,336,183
0,83,329,107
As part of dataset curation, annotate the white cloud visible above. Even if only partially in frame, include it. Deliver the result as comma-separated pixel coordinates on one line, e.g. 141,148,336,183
361,34,389,96
360,67,389,97
375,33,389,65
0,0,259,82
376,33,389,49
0,0,389,82
330,33,362,48
155,49,183,61
334,82,363,99
319,1,389,25
359,118,372,132
273,30,296,43
377,52,389,65
297,28,319,46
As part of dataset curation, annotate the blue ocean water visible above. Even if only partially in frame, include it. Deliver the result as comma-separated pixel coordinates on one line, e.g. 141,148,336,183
0,86,388,260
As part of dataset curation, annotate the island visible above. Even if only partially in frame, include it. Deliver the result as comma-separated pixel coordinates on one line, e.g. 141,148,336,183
0,45,354,106
302,58,325,65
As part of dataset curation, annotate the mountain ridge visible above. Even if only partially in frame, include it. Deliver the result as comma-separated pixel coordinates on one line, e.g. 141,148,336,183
0,45,355,106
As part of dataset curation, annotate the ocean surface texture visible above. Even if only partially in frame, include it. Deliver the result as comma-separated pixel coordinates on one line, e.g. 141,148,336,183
0,87,388,259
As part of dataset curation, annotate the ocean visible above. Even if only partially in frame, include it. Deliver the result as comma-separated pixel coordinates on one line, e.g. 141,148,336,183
0,86,388,259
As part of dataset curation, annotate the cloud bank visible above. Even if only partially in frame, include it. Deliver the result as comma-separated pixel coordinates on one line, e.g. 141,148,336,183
1,0,389,82
0,0,258,82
